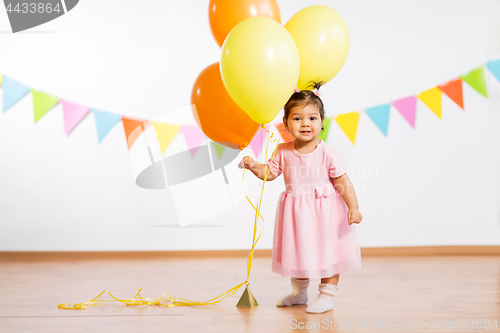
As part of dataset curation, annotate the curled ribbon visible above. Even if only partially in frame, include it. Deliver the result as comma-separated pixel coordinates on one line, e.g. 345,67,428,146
57,285,246,309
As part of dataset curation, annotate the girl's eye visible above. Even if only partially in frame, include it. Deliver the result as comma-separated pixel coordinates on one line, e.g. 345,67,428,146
310,117,316,120
293,118,300,121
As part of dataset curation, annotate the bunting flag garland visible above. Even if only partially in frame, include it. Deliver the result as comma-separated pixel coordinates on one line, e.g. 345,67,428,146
417,87,442,119
152,122,182,155
93,109,122,144
364,104,391,137
438,78,464,109
2,76,31,113
61,99,91,135
32,88,60,123
334,112,360,145
122,117,149,150
392,96,417,129
487,60,500,82
460,66,488,98
0,59,499,151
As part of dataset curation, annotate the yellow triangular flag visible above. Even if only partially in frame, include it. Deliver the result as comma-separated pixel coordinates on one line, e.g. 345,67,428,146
417,87,441,119
152,122,182,155
334,112,360,145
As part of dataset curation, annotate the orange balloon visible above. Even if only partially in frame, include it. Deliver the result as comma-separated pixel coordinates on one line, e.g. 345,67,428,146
208,0,281,48
191,62,260,150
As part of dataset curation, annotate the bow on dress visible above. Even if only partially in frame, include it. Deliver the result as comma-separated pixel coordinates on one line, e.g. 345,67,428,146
315,186,333,198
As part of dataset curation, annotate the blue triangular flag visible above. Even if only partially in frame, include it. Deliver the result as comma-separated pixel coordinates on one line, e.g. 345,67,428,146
3,76,31,113
92,108,122,143
486,59,500,83
365,104,391,137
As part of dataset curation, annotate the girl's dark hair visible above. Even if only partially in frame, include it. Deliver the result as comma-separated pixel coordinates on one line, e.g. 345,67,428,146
283,82,325,132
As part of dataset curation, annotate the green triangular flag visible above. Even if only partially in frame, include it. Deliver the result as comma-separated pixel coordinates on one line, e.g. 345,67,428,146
32,88,59,123
460,66,488,98
212,142,226,159
318,116,332,142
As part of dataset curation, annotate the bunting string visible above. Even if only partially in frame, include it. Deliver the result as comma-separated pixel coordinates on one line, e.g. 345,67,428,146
1,59,499,155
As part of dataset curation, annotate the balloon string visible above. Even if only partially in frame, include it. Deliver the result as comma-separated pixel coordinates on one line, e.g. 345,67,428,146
57,124,284,310
243,124,282,281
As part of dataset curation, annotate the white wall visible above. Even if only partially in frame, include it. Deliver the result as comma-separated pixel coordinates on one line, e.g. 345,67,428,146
0,0,499,250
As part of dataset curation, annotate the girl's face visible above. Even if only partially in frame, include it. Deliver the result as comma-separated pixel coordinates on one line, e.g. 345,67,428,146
283,104,324,143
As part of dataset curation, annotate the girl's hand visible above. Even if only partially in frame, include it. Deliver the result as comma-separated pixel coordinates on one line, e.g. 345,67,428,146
348,208,362,225
238,156,255,170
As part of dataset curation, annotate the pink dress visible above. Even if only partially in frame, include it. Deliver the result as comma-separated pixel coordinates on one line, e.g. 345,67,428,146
266,138,361,279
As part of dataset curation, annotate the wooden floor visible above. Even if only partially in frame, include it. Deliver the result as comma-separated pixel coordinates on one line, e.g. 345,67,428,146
1,253,499,332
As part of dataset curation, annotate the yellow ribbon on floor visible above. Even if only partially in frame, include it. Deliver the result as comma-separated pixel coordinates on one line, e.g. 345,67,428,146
58,124,283,310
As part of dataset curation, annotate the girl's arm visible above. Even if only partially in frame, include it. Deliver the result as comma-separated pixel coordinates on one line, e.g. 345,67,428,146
332,174,362,224
240,156,278,181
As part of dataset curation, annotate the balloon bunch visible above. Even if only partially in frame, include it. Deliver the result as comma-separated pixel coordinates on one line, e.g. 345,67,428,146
191,0,350,151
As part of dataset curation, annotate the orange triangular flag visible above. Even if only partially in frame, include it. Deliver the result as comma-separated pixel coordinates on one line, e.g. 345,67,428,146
438,78,464,110
274,123,294,142
122,117,149,150
334,112,360,145
417,87,442,119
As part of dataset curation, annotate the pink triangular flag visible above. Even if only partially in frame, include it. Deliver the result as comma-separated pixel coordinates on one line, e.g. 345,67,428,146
249,126,267,158
181,125,206,158
391,96,416,129
61,99,91,135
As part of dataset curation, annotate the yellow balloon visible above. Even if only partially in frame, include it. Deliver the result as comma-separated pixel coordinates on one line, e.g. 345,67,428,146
285,5,350,90
220,17,300,125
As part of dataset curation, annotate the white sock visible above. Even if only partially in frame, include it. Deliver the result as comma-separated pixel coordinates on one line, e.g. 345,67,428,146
306,283,338,313
276,278,309,307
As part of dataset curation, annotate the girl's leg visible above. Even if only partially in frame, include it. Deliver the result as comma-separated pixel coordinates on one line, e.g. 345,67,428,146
321,274,339,285
306,274,340,314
